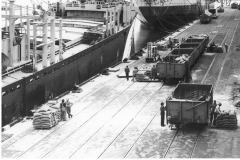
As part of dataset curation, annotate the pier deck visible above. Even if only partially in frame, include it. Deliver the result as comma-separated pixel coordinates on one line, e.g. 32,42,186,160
2,7,240,158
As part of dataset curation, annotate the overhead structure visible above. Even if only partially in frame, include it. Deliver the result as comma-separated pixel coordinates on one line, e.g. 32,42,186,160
1,0,60,69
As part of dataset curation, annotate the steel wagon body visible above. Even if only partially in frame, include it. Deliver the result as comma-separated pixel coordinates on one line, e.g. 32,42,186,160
156,35,209,82
166,83,213,127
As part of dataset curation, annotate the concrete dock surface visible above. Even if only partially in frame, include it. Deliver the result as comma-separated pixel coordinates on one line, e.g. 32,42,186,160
2,7,240,158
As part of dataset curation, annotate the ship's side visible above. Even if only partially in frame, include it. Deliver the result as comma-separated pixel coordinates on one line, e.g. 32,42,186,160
2,25,130,126
136,0,205,28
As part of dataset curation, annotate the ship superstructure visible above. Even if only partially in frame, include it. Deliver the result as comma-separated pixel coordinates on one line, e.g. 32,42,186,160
1,0,136,126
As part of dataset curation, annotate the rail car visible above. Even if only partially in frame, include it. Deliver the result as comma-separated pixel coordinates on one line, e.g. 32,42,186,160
166,83,213,129
231,2,238,9
156,35,209,82
200,12,212,24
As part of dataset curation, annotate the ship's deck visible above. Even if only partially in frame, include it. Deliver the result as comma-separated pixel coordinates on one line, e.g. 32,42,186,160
2,22,124,87
2,7,240,158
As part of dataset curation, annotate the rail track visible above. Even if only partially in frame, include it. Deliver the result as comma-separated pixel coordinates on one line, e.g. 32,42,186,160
161,9,240,159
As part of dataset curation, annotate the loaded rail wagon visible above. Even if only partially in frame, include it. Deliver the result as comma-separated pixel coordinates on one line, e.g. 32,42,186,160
231,2,238,9
166,83,213,128
156,35,209,82
200,12,212,23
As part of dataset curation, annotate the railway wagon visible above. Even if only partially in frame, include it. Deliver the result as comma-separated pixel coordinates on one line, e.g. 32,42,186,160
156,35,209,82
231,2,238,9
185,35,209,49
200,13,212,23
166,83,213,128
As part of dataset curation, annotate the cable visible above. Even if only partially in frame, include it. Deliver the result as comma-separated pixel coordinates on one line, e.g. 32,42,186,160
146,2,173,32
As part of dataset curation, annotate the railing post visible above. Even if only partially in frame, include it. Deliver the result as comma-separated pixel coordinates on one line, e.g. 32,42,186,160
50,10,56,65
42,12,48,68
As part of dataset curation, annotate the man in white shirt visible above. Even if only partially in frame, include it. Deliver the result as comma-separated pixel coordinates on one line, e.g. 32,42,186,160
213,102,222,126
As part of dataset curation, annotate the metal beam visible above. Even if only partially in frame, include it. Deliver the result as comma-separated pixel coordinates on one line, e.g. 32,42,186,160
2,15,41,20
33,24,37,71
26,5,30,60
9,0,15,67
50,10,56,65
42,12,48,68
59,18,63,61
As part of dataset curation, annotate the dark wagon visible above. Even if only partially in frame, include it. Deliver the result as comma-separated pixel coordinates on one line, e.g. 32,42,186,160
231,2,238,9
156,35,209,82
166,83,213,129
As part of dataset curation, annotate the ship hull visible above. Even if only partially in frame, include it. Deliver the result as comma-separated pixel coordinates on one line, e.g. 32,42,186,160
139,4,204,29
2,26,131,126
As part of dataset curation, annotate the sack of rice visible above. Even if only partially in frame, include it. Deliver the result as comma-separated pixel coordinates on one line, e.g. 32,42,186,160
47,100,58,105
50,105,60,110
37,108,47,113
41,111,51,116
33,112,42,117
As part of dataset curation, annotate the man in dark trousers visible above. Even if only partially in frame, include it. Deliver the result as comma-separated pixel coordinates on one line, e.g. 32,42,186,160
160,102,166,126
210,100,217,125
224,43,228,52
125,66,130,81
213,102,222,126
151,65,156,80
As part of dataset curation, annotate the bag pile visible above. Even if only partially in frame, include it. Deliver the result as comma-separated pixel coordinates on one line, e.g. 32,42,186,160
175,54,189,63
216,111,238,129
215,45,224,53
32,106,61,129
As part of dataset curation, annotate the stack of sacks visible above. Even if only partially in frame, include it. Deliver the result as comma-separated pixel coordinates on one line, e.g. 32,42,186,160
216,45,224,53
50,104,61,122
216,110,238,129
32,105,60,129
175,54,189,63
39,109,54,129
32,112,42,128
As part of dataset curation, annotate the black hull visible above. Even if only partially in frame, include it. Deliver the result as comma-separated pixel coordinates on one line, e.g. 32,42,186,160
2,26,131,126
139,4,205,29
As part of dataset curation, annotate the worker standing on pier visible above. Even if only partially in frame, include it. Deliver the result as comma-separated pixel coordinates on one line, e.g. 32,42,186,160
60,99,67,121
224,43,228,52
132,67,138,82
210,100,217,125
125,66,130,81
160,102,166,126
213,102,222,126
151,65,156,80
66,99,73,118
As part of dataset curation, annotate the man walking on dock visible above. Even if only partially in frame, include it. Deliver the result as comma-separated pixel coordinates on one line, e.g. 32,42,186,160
224,43,228,52
160,102,166,126
125,66,130,81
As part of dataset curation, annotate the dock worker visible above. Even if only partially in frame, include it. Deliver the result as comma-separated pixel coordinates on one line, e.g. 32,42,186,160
125,66,130,81
66,99,73,118
160,102,166,126
224,43,228,52
210,100,217,124
48,93,53,100
213,102,222,126
209,42,216,52
60,99,67,121
151,65,157,80
132,67,138,82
